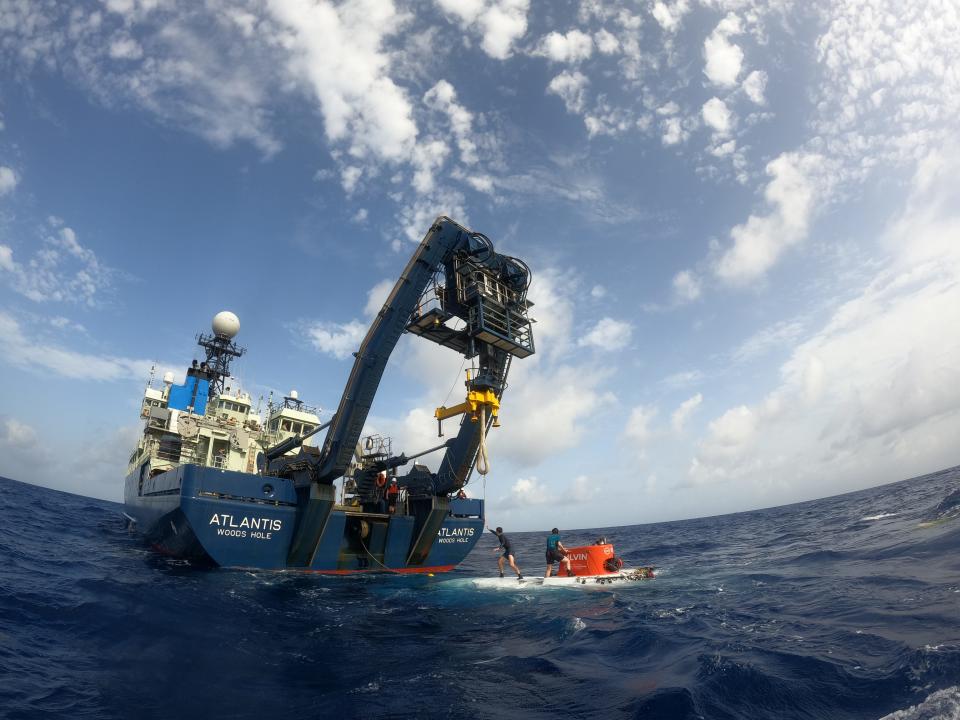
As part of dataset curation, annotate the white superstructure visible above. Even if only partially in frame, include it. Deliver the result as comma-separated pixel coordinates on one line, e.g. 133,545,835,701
125,313,322,481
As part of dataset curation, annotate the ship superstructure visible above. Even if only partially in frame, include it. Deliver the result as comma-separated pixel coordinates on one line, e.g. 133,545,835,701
123,217,535,572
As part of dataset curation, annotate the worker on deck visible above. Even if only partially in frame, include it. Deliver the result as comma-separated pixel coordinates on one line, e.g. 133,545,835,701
386,479,399,514
545,527,573,578
487,525,523,580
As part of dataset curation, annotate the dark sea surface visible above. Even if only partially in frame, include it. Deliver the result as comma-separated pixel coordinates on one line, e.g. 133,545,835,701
2,469,960,720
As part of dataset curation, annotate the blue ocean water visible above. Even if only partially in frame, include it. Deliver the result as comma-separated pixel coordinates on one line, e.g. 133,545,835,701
2,469,960,720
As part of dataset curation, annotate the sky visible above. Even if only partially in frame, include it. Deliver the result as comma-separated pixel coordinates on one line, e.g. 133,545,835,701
1,0,959,532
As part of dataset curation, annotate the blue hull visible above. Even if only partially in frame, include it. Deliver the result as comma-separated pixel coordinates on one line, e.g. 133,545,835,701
124,465,484,572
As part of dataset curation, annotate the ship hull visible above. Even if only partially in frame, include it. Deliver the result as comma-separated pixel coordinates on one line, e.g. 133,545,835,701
124,464,483,572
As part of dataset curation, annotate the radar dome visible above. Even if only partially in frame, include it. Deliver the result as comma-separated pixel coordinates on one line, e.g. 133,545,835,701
162,371,175,385
212,311,240,339
289,390,299,400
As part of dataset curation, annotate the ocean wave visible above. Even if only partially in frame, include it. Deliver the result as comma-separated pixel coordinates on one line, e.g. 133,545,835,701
3,468,960,719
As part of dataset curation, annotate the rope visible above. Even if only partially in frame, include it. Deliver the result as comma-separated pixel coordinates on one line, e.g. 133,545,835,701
476,405,490,475
358,533,402,574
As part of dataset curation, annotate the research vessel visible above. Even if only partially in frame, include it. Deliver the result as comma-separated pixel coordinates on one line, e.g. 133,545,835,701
123,217,535,572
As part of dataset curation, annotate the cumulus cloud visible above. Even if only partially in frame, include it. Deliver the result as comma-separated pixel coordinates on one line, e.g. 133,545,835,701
661,116,689,146
491,363,612,466
536,29,593,63
651,0,690,33
715,152,824,284
578,317,632,351
497,476,550,507
624,405,657,453
303,319,367,360
701,96,733,135
492,473,599,509
0,166,18,195
411,139,451,193
270,0,417,162
671,393,703,432
364,279,395,317
690,144,960,496
742,69,767,104
435,0,529,60
0,417,38,448
423,80,478,164
672,269,702,302
703,13,744,88
593,29,619,55
547,70,588,114
108,35,143,60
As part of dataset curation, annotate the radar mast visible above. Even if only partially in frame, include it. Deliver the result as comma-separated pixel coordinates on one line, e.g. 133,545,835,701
196,311,246,399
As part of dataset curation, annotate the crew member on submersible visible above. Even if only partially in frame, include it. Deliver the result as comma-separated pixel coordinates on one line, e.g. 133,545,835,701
487,525,523,580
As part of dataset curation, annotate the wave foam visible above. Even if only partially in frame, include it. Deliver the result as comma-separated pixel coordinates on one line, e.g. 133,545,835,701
861,512,899,521
879,686,960,720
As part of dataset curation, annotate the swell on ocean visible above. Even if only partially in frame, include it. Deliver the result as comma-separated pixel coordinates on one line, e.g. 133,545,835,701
2,466,959,720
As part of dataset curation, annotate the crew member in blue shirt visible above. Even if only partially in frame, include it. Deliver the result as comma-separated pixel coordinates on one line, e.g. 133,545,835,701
545,527,573,578
487,525,523,580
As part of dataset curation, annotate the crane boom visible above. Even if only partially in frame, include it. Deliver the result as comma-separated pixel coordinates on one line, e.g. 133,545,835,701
270,216,534,567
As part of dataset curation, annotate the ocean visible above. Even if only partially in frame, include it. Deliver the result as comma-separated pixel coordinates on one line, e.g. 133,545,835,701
1,467,959,720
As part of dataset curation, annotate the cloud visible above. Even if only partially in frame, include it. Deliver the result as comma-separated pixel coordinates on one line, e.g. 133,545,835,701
0,310,163,381
435,0,529,60
108,35,143,60
701,97,733,135
742,69,767,104
423,80,478,164
303,319,367,360
691,404,757,480
496,476,550,507
652,0,690,33
671,393,702,432
672,269,702,302
492,362,612,467
492,473,599,509
536,30,593,63
624,404,657,454
703,13,743,88
364,279,395,316
396,187,468,244
715,152,824,285
0,222,113,305
0,417,38,448
690,143,960,495
732,319,805,363
660,370,704,390
269,0,417,162
0,166,18,195
593,29,619,55
563,474,599,502
578,317,632,351
411,139,451,193
547,70,588,114
661,116,689,146
812,0,960,172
